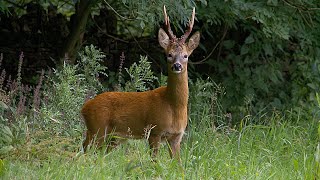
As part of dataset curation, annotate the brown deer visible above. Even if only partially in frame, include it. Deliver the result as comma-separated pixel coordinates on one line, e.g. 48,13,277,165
81,6,200,160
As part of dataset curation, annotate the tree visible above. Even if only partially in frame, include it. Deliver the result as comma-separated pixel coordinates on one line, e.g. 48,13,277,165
59,0,198,64
60,0,95,64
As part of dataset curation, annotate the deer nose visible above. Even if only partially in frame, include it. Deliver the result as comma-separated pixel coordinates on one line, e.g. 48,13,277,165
172,63,182,72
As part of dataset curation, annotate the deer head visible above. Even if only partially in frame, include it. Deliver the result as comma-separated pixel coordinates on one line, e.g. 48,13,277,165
158,6,200,74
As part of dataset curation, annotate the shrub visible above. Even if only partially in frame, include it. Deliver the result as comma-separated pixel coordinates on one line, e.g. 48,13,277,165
36,45,108,136
36,62,86,136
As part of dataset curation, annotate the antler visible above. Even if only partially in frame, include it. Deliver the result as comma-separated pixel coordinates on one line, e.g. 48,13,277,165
163,5,176,41
179,7,195,43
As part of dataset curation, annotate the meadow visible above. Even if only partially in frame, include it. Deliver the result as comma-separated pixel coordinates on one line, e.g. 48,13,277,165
0,47,319,179
1,114,317,179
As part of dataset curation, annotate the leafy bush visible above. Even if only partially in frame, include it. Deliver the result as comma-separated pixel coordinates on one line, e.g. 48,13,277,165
0,45,108,155
37,45,108,136
37,62,87,136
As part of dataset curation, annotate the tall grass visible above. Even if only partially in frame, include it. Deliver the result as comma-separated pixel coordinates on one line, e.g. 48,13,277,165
0,46,318,179
1,116,316,179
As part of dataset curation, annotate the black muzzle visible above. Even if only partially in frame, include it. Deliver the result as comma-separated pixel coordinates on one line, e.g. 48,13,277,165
172,63,182,72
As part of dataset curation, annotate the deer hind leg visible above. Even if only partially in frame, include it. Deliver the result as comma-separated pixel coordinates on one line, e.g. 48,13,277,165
83,127,110,152
105,136,126,153
167,133,183,161
148,135,161,158
83,130,93,152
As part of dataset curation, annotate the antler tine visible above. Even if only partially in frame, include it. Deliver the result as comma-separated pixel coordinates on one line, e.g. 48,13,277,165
163,5,176,40
180,7,195,43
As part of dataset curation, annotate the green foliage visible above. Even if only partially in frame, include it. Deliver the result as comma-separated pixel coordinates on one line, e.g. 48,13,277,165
195,0,320,117
158,73,168,87
111,0,195,28
0,117,14,155
38,62,86,136
0,53,31,156
0,102,28,156
0,0,76,17
0,1,9,15
291,50,320,109
3,0,320,120
123,56,158,92
78,44,107,93
36,45,108,136
0,45,109,156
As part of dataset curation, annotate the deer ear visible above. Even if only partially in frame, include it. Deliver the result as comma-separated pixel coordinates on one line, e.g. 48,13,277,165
187,31,200,53
158,28,170,49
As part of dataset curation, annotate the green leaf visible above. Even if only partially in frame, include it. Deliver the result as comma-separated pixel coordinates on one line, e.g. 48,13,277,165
307,83,317,90
267,0,278,6
140,21,145,29
276,70,284,81
223,40,235,49
241,45,249,55
244,34,255,44
2,126,13,137
263,44,273,56
0,133,12,144
200,0,208,6
269,71,278,83
292,158,299,170
316,93,320,108
0,145,14,155
0,101,8,110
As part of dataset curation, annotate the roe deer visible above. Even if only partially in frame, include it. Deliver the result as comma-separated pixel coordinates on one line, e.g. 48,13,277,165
81,6,200,160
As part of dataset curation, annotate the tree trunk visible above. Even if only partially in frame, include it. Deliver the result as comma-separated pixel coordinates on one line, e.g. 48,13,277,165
60,0,92,64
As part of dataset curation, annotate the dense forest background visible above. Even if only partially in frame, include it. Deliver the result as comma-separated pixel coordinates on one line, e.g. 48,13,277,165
1,0,320,118
0,0,320,135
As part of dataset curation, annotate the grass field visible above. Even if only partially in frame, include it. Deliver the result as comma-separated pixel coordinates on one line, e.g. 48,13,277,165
1,113,317,179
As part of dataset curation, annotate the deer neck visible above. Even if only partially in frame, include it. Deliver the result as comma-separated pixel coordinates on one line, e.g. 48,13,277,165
166,70,189,107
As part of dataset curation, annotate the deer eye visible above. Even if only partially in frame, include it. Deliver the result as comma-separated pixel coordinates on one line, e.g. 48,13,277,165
184,55,188,58
168,53,172,58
